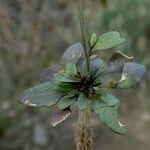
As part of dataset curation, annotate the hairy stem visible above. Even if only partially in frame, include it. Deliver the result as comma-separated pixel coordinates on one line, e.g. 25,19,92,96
76,0,90,72
75,107,93,150
75,1,93,150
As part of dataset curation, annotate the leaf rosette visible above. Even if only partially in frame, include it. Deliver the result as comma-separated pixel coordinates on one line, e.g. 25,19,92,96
18,31,146,134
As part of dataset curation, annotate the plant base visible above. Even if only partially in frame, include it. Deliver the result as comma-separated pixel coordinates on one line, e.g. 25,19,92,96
75,107,93,150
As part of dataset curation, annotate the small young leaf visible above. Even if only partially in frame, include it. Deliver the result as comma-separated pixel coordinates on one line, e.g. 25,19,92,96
94,87,104,95
78,60,88,77
93,75,102,85
53,70,79,93
90,33,98,47
93,31,126,51
58,95,75,110
117,62,146,88
61,42,84,65
54,74,79,83
77,93,87,110
18,82,63,107
90,54,98,60
54,64,80,84
65,63,77,75
50,109,71,127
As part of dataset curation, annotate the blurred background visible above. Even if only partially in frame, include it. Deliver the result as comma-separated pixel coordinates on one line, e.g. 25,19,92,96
0,0,149,149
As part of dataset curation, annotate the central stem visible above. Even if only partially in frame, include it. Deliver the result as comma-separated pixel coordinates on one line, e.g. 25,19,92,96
75,107,93,150
75,1,93,150
76,0,90,72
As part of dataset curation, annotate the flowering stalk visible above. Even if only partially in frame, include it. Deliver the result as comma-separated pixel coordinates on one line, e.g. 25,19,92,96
76,0,90,72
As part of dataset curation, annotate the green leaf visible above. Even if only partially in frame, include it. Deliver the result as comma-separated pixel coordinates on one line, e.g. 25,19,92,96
54,64,79,84
93,75,102,85
97,105,126,134
54,74,79,83
54,82,77,92
93,87,104,95
117,62,146,88
78,61,88,77
77,93,87,110
53,69,79,93
101,94,119,107
93,31,126,51
106,81,118,89
91,96,125,134
90,33,98,47
58,95,75,110
61,42,84,65
68,90,79,97
65,63,77,75
18,82,63,107
91,99,106,113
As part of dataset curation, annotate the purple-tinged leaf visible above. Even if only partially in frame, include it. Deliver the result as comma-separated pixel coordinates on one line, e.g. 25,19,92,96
40,67,57,83
104,51,133,74
50,109,71,127
118,62,146,88
61,42,84,65
90,58,104,76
